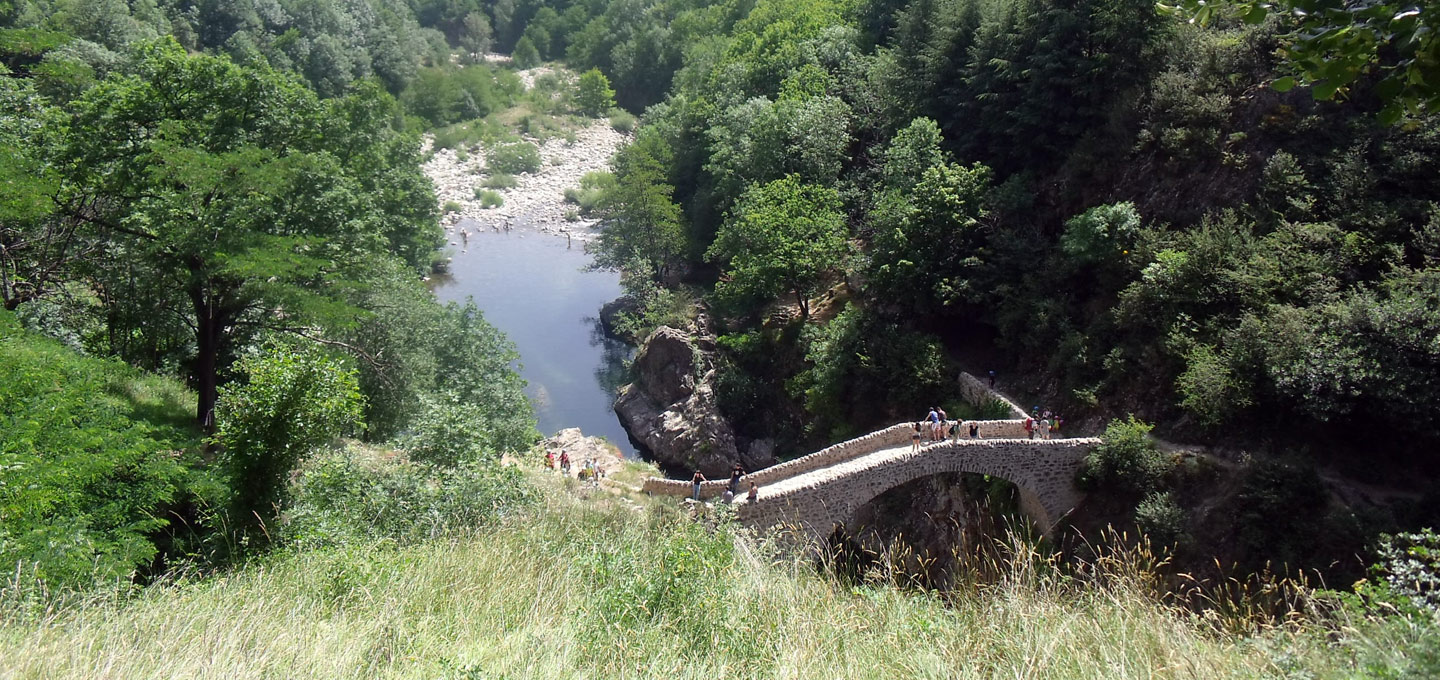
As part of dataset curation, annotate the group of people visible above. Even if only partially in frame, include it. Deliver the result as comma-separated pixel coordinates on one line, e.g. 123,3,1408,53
690,464,759,504
543,449,606,481
911,406,984,451
1024,408,1063,440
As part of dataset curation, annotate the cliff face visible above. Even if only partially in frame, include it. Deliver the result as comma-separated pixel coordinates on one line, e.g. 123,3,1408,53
614,325,776,477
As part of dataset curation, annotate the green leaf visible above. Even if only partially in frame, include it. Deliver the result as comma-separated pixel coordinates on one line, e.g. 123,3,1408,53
1243,5,1269,24
1272,76,1298,92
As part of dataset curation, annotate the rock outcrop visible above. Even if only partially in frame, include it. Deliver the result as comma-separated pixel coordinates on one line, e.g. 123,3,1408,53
614,325,775,477
543,427,624,476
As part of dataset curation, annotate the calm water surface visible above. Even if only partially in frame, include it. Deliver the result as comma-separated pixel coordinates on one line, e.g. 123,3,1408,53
430,224,637,455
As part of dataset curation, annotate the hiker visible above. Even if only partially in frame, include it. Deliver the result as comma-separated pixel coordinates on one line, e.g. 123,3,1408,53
722,488,735,504
691,470,706,501
969,421,979,439
1025,417,1035,440
747,481,759,502
988,370,996,388
559,450,570,474
911,423,922,452
950,419,961,442
936,406,949,441
728,463,746,494
926,407,940,442
544,450,555,470
1039,417,1051,440
1053,414,1063,438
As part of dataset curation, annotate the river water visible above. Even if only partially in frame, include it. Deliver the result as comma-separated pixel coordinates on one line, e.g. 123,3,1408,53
430,223,638,455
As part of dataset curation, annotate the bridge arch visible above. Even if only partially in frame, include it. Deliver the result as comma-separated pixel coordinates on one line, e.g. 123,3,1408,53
734,438,1098,549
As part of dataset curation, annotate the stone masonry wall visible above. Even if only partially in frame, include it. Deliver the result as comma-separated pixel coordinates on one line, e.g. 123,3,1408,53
641,419,1045,499
735,437,1100,547
642,423,915,499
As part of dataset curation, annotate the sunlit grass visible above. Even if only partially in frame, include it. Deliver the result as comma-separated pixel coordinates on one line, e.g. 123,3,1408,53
0,471,1410,679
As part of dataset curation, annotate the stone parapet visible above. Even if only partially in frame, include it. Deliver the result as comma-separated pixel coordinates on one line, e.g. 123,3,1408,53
642,423,915,499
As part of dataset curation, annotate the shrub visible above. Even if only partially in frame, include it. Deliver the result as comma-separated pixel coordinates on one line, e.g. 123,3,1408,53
486,141,541,174
575,68,615,116
475,189,504,208
0,310,205,598
1135,491,1188,547
609,109,637,133
564,170,614,214
1078,416,1167,496
283,447,533,548
482,173,517,189
214,341,362,540
1370,530,1440,614
563,208,580,222
399,393,503,467
442,201,462,214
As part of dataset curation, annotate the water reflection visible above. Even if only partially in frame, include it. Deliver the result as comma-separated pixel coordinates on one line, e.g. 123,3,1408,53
430,226,639,455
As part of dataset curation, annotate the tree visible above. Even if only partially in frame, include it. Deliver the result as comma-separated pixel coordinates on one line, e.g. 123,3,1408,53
459,11,492,61
575,67,615,116
0,63,74,311
868,161,992,314
591,137,685,282
56,39,437,427
1167,0,1439,123
705,175,850,318
511,35,540,68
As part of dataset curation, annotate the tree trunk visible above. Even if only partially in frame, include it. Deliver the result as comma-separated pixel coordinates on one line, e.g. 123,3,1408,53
795,288,809,319
188,277,230,432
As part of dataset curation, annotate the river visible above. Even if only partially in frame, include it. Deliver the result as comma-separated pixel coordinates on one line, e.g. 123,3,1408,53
430,222,638,455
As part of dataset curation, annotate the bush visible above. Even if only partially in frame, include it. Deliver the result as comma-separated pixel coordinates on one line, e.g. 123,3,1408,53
1135,491,1188,547
486,141,541,174
609,109,637,133
564,170,614,215
575,68,615,117
475,188,504,208
1371,530,1440,614
283,447,533,548
482,173,518,189
0,311,205,599
1078,416,1168,496
399,393,501,467
442,200,462,214
214,341,363,540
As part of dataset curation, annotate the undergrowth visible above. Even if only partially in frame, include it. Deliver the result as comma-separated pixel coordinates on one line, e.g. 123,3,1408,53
2,463,1431,679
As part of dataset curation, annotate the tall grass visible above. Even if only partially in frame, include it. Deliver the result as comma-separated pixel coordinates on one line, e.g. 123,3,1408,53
0,473,1414,679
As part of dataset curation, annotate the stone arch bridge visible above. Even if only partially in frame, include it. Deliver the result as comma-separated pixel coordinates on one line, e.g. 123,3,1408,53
642,420,1100,548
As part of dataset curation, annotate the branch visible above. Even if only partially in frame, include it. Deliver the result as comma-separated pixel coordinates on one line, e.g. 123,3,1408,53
269,325,397,386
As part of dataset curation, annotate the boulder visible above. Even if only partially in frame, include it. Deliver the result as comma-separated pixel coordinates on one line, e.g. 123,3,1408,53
544,427,624,476
614,325,775,477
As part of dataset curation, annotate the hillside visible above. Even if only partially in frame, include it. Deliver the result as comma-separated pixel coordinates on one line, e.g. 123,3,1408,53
2,466,1432,679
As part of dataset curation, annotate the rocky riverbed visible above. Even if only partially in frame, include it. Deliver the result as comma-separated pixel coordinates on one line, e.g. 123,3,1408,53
422,118,627,245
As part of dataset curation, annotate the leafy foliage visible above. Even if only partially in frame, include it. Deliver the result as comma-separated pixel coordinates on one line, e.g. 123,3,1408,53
0,310,205,597
576,67,616,116
706,175,850,318
213,341,363,539
591,139,684,282
1167,0,1440,123
283,447,533,548
1079,417,1168,496
486,140,542,174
